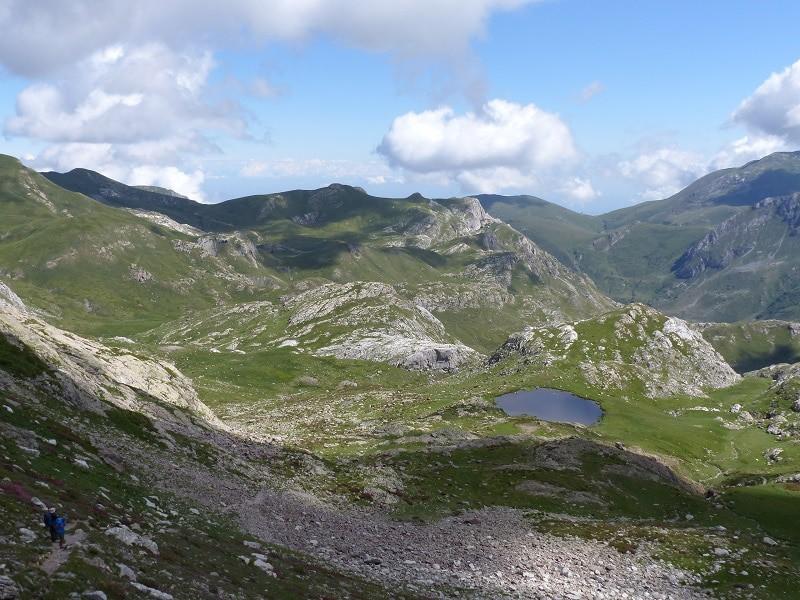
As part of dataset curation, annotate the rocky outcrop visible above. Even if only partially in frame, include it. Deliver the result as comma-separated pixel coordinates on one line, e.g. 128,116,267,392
672,192,800,281
0,280,222,432
398,196,498,248
280,281,479,370
493,304,740,398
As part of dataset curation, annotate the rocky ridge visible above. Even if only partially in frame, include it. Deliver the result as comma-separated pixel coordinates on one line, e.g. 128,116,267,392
0,279,221,434
493,304,740,398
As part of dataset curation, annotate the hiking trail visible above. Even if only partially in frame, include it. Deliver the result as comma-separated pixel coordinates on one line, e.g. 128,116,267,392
40,526,86,576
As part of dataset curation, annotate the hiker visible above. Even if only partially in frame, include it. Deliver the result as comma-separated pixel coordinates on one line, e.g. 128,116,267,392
52,513,67,548
42,507,57,543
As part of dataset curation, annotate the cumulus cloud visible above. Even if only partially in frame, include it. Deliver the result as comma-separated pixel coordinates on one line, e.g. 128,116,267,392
618,148,707,200
0,1,533,77
5,43,248,202
5,44,242,145
378,99,578,193
711,134,790,170
558,177,598,203
0,1,535,201
733,58,800,144
35,143,208,201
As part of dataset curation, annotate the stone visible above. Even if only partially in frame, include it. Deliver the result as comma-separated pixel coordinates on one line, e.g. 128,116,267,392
765,448,784,463
117,563,136,580
253,559,276,577
82,592,107,600
105,525,159,555
18,528,36,543
713,547,730,557
730,404,742,414
767,424,783,436
30,496,47,510
0,576,20,599
130,583,173,600
763,536,778,546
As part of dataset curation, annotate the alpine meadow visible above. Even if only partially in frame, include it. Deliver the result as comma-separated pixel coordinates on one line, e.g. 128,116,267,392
2,2,800,599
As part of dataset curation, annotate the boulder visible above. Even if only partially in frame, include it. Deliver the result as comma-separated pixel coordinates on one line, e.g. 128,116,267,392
0,576,19,600
105,525,158,555
130,583,173,600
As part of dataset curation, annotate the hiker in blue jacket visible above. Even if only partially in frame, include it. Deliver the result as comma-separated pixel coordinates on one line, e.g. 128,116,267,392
42,507,57,542
52,512,66,548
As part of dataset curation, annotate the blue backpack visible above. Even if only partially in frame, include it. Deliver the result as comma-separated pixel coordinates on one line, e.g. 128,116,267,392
53,516,66,534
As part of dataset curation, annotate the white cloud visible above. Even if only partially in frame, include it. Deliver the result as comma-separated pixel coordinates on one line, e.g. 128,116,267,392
249,77,279,99
578,81,605,103
5,44,240,145
378,99,578,193
34,143,208,201
733,58,800,144
129,166,206,201
5,43,247,202
455,167,537,193
558,177,598,204
0,1,534,77
0,2,536,202
618,148,707,200
711,134,790,170
240,158,402,185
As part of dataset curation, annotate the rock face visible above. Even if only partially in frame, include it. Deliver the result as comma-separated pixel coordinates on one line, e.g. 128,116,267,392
399,196,498,248
0,575,19,599
0,279,222,432
666,192,800,321
673,193,800,279
750,361,800,412
281,281,479,370
493,304,740,398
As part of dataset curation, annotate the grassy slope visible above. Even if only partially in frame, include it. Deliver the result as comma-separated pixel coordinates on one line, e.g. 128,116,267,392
0,155,271,337
701,321,800,373
480,152,800,319
0,339,411,599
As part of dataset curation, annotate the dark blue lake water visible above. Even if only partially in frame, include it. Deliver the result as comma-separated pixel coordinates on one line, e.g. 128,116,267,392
495,388,602,425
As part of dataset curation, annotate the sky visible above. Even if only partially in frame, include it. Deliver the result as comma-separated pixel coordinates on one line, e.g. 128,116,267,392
1,1,800,213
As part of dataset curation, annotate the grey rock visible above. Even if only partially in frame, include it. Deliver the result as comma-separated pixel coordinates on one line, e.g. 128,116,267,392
0,576,19,599
117,563,136,581
105,525,158,555
130,583,173,600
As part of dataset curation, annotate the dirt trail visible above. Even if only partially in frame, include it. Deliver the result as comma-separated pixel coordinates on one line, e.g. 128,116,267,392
40,526,86,576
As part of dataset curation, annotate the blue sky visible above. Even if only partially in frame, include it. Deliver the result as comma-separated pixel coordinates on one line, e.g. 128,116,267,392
1,1,800,212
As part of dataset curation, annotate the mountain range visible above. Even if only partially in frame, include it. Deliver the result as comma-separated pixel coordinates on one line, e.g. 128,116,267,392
3,150,800,598
480,151,800,322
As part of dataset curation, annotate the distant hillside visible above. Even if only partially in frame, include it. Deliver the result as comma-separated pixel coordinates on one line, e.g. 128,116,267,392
480,151,800,321
7,155,614,359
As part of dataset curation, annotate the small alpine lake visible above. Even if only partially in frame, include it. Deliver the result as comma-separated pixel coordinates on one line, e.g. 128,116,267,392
495,388,603,425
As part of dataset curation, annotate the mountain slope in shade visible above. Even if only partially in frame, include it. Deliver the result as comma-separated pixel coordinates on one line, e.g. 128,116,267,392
663,193,800,321
479,152,800,321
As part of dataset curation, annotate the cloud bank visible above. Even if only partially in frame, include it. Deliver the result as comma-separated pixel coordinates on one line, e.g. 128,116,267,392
0,1,532,200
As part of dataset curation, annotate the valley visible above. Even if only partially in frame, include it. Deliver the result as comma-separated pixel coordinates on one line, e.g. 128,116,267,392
2,153,800,599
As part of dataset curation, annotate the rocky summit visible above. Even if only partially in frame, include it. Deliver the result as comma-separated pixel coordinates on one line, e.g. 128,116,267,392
3,149,800,600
